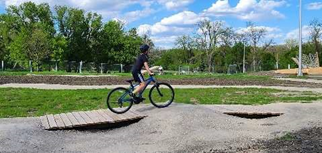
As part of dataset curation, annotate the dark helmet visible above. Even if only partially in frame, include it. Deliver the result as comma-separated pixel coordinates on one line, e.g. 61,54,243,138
140,44,150,53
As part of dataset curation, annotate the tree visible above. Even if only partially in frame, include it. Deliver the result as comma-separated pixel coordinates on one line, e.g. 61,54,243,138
175,35,195,63
4,2,55,67
26,28,52,71
51,34,67,62
55,6,101,62
197,19,226,72
285,38,298,49
309,19,322,65
123,28,144,65
245,22,267,71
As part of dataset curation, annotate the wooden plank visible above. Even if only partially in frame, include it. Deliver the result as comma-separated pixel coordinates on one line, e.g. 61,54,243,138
40,116,50,129
54,114,66,129
66,113,80,127
47,114,58,129
78,111,95,124
60,113,73,128
92,110,111,123
103,110,122,122
97,110,115,123
72,112,87,125
126,111,141,119
85,111,103,123
131,110,146,118
116,113,131,121
122,111,135,120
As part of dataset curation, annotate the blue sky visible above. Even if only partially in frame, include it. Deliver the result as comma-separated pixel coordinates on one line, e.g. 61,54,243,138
1,0,322,48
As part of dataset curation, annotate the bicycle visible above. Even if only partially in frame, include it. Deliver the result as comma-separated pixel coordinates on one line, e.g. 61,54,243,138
106,74,175,114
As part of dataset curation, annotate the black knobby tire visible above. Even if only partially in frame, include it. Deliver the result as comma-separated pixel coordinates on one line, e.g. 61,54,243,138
149,82,175,108
107,87,133,114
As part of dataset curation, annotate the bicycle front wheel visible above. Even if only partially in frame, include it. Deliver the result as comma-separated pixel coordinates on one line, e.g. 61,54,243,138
149,83,175,108
107,87,133,114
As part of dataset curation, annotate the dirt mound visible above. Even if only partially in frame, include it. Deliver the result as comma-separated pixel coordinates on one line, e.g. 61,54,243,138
209,127,322,153
0,75,322,88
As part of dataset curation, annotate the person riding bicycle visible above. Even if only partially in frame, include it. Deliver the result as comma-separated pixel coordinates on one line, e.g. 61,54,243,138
130,44,154,103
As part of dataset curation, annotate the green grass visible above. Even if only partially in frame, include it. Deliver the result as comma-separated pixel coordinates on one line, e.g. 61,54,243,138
0,71,272,81
0,88,321,118
279,132,296,141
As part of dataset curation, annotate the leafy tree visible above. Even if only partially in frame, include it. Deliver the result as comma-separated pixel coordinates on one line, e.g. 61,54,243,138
309,19,322,65
175,35,195,63
51,34,67,62
260,51,276,71
4,2,55,68
123,28,143,65
26,28,52,71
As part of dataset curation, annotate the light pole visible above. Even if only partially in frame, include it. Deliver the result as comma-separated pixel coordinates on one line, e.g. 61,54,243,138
298,0,303,76
243,40,246,73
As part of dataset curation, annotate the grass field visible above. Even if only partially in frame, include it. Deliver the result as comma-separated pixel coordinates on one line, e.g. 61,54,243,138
0,88,320,118
0,71,272,80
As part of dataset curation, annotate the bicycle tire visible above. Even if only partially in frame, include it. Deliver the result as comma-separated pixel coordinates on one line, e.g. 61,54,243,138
107,87,133,114
149,82,175,108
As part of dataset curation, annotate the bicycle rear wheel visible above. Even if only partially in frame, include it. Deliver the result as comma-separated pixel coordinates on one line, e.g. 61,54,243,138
149,83,175,108
107,87,133,114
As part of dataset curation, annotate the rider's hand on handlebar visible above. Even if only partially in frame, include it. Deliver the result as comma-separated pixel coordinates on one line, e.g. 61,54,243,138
149,73,154,76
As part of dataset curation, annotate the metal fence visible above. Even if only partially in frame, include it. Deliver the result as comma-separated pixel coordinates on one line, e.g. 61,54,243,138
0,60,131,74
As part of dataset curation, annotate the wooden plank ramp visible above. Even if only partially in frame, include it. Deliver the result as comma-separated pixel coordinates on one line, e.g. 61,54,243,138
40,110,147,130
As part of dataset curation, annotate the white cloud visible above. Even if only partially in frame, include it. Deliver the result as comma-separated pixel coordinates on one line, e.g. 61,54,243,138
151,35,178,49
138,10,205,48
122,7,156,23
204,0,286,21
306,2,322,10
160,11,208,26
157,0,194,10
286,26,311,41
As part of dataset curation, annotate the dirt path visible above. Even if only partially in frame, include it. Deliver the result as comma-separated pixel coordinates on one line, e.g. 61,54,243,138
275,78,322,84
0,102,322,153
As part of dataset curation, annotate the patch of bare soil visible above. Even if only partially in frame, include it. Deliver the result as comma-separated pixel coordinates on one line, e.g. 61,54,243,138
1,75,322,88
208,127,322,153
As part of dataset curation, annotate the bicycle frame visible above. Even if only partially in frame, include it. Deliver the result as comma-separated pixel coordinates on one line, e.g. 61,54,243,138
128,75,157,97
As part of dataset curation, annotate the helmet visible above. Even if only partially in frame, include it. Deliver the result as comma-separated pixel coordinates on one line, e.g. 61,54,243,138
140,44,150,53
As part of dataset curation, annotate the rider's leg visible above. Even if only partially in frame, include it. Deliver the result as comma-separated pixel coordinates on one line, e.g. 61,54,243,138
132,82,145,95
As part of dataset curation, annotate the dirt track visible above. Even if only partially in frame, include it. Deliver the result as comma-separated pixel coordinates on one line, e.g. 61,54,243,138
0,103,322,153
0,75,321,88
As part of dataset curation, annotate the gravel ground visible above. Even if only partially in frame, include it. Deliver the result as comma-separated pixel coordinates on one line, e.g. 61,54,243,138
1,102,322,153
209,127,322,153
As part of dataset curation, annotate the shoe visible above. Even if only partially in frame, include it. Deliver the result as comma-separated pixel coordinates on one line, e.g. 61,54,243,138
133,97,141,104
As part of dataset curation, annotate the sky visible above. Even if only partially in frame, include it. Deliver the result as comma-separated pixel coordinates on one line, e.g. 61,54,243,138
0,0,322,49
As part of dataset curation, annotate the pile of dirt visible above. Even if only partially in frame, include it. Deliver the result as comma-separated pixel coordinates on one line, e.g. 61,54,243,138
1,75,322,88
208,127,322,153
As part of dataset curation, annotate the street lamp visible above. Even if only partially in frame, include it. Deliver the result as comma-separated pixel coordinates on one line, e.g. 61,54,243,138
298,0,303,76
243,40,246,73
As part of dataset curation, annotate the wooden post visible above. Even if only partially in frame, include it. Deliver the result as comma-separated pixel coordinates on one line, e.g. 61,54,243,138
288,64,291,69
29,60,33,73
100,63,103,74
55,61,58,72
1,61,4,71
79,61,83,74
120,64,123,73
